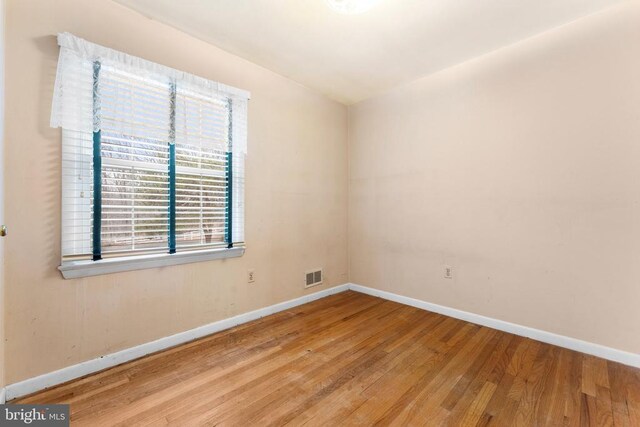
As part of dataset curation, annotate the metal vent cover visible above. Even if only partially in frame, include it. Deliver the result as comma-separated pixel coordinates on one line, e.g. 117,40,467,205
305,269,323,288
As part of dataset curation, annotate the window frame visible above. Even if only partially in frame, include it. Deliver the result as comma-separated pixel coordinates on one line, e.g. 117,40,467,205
58,58,246,279
58,246,244,279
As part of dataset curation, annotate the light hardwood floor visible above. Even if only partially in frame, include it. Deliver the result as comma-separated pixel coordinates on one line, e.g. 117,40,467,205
14,291,640,426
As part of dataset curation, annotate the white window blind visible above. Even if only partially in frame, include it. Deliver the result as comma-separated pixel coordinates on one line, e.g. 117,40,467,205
52,33,249,263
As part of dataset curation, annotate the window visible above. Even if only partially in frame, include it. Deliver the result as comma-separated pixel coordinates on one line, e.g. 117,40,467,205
52,33,249,278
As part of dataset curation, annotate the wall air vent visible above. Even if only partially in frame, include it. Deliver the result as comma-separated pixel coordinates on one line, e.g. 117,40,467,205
305,269,323,288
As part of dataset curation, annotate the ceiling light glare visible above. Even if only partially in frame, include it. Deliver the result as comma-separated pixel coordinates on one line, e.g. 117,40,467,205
325,0,382,15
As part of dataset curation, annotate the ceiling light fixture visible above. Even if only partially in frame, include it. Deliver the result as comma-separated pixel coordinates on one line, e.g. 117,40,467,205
325,0,382,15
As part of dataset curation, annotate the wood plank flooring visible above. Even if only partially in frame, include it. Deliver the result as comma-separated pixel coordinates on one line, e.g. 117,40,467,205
14,291,640,426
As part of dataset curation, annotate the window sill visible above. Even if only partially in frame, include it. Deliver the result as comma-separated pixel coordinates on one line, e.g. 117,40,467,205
58,247,245,279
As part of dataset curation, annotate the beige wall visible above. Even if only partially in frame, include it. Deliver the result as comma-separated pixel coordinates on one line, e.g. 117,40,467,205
0,0,5,392
349,2,640,355
5,0,348,383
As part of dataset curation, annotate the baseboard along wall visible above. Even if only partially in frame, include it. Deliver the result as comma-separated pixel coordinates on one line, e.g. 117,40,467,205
5,284,350,401
349,284,640,369
5,282,639,401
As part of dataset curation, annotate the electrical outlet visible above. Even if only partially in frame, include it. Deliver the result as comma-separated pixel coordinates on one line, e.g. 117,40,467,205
444,265,453,279
247,269,255,283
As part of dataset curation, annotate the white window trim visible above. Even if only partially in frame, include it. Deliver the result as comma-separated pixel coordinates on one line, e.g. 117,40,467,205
53,34,249,278
59,247,244,279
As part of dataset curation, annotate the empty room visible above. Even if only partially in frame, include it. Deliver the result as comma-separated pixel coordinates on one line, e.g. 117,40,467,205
0,0,639,425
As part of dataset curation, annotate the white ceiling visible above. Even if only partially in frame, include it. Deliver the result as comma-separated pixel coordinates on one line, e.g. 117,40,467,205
115,0,628,104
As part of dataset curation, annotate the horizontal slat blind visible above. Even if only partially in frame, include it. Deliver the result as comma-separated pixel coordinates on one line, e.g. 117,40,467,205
175,85,231,250
100,68,172,144
99,66,172,256
230,100,247,244
101,166,169,255
176,173,227,249
55,33,248,263
61,129,93,258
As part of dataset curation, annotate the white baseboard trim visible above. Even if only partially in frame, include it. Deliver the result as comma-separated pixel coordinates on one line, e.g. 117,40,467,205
5,283,350,401
0,387,6,404
8,282,639,401
348,283,640,369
